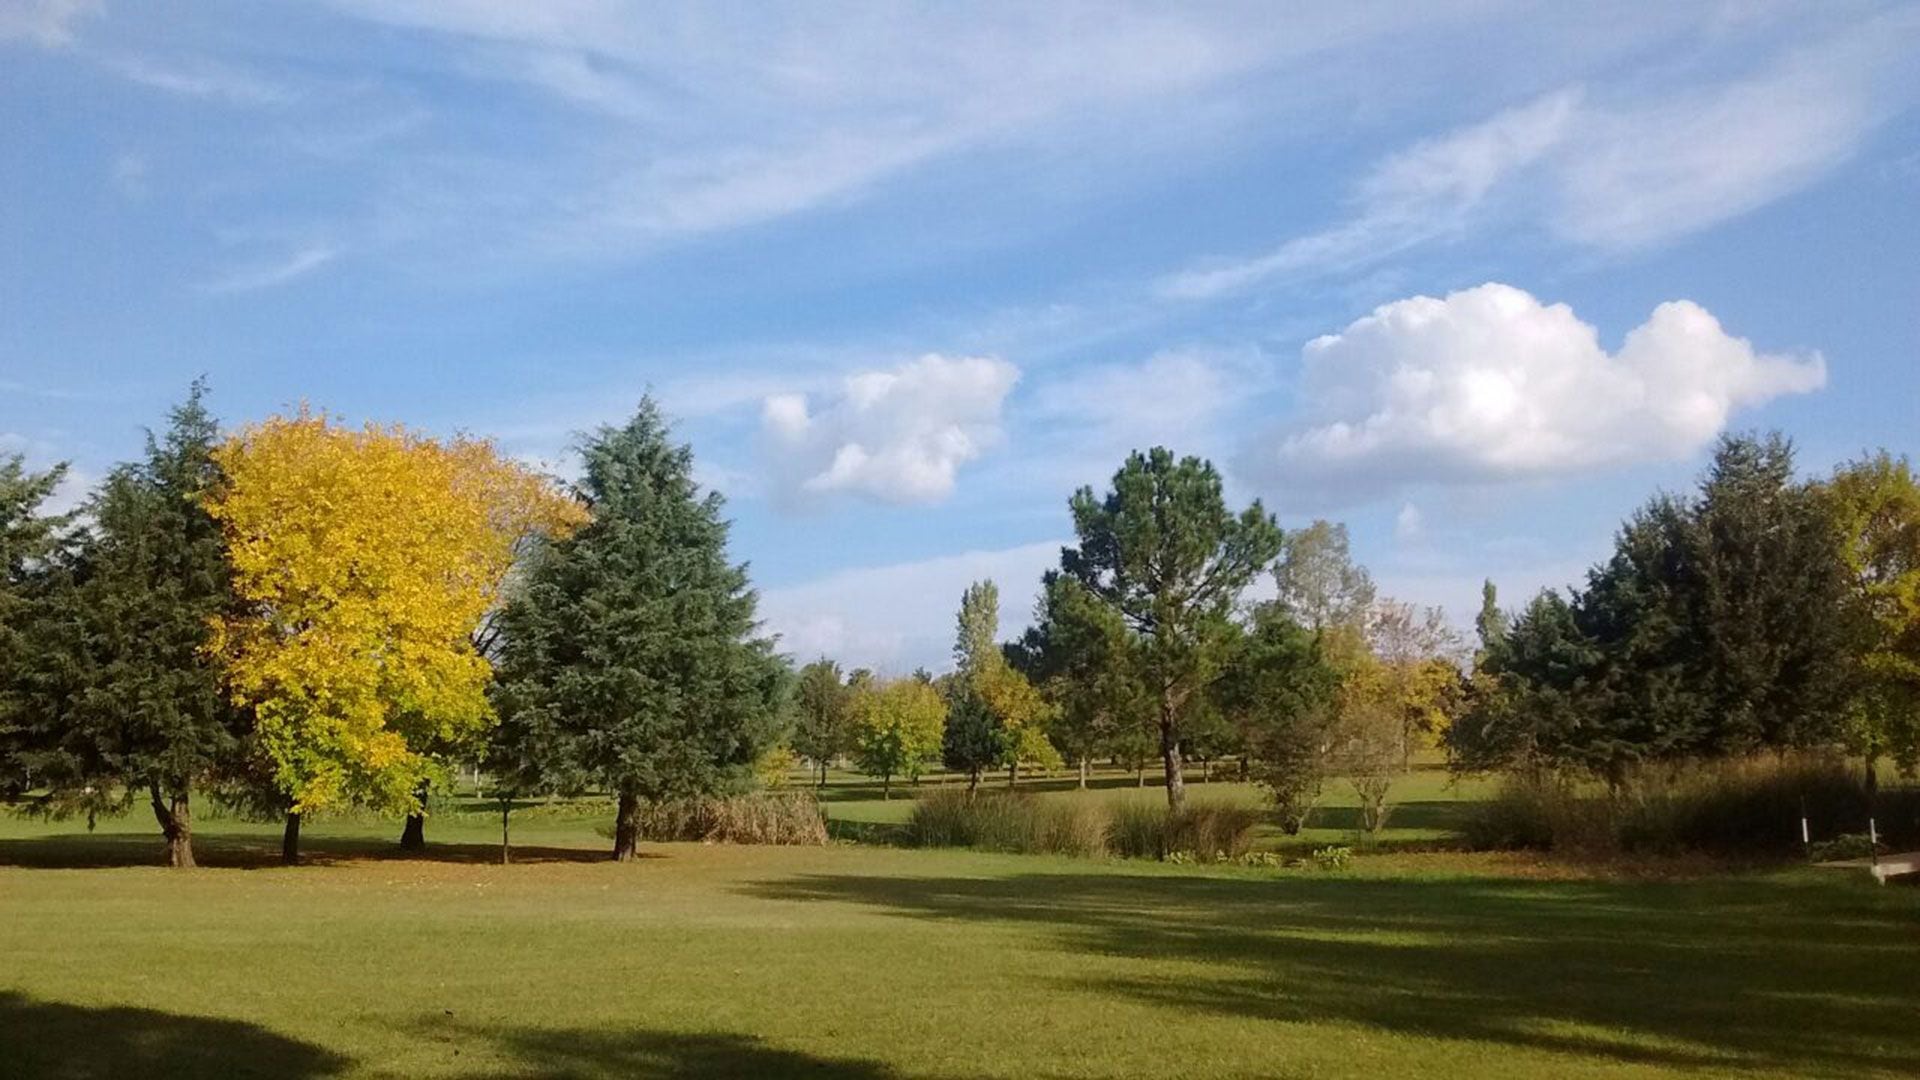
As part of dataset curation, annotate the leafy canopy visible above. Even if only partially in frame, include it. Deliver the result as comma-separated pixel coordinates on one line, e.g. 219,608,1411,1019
207,409,583,814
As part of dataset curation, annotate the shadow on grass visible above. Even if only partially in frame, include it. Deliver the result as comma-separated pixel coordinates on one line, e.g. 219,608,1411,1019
825,818,908,845
0,993,899,1080
747,869,1920,1077
0,992,350,1079
415,1020,902,1079
0,833,620,869
1303,798,1473,834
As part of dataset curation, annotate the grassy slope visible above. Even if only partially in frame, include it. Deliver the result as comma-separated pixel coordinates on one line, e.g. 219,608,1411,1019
3,775,1918,1080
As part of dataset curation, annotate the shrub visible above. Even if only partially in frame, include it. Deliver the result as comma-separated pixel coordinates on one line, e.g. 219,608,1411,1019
1105,800,1168,860
1310,845,1353,871
908,792,1262,862
1166,804,1262,862
904,790,1106,857
631,792,828,845
1106,800,1261,863
1463,755,1920,857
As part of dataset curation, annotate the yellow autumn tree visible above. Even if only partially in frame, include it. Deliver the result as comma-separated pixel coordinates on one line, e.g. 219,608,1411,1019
206,410,583,857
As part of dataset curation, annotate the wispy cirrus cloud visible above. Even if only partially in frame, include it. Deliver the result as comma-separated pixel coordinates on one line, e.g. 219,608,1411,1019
197,245,339,294
1162,10,1920,299
0,0,98,47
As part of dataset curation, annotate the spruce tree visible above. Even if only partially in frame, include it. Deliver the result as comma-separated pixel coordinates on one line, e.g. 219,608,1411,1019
0,455,72,799
4,383,242,865
489,399,787,861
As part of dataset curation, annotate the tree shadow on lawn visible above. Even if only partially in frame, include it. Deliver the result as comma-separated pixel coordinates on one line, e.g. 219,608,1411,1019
410,1020,903,1079
0,993,900,1080
747,870,1920,1077
0,991,351,1080
0,833,618,869
1304,798,1472,834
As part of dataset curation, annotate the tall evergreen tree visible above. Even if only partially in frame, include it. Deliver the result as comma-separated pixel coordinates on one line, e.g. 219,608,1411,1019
0,455,72,798
3,385,242,865
1457,434,1855,781
489,399,787,861
1059,448,1283,807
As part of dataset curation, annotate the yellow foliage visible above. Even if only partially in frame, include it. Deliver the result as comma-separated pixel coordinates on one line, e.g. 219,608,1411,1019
977,661,1063,771
205,409,584,814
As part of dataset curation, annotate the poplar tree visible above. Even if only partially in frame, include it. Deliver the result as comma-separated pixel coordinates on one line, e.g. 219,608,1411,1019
489,399,787,861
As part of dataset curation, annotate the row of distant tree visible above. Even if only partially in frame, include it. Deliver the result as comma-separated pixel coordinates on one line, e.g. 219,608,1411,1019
788,435,1918,835
1453,435,1919,789
788,447,1471,834
3,380,1912,867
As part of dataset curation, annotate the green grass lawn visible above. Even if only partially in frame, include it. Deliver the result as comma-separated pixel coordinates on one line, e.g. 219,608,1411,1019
817,764,1491,854
2,784,1917,1080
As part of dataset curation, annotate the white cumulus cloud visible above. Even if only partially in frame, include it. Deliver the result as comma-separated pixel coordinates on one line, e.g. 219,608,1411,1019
760,353,1019,507
1242,283,1825,500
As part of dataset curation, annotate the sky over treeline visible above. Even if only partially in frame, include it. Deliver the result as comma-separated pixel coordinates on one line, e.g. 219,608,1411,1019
3,1,1917,671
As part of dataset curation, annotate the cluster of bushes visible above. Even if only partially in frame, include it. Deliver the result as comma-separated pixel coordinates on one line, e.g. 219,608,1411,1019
905,790,1262,862
619,793,829,846
1463,754,1920,856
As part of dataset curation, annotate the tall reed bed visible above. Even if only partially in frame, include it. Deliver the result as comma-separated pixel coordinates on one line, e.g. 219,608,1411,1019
1463,754,1920,856
906,789,1261,862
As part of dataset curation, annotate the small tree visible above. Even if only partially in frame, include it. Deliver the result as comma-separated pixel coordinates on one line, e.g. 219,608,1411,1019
851,677,943,799
1822,452,1920,782
941,685,1003,792
790,658,853,786
489,399,786,861
1215,603,1339,833
1332,663,1403,835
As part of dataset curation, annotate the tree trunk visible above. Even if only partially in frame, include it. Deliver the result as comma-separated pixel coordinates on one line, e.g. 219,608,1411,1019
281,811,302,865
881,773,892,801
1078,757,1089,790
1202,759,1211,784
399,780,429,851
149,783,194,869
967,768,979,794
499,797,512,865
1137,765,1146,787
1864,753,1880,797
1160,686,1187,810
1007,761,1018,788
612,791,640,862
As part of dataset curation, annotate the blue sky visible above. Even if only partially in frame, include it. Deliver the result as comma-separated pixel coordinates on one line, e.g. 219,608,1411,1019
4,1,1917,672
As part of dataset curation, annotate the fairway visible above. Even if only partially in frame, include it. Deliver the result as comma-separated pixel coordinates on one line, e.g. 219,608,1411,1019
4,811,1918,1080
